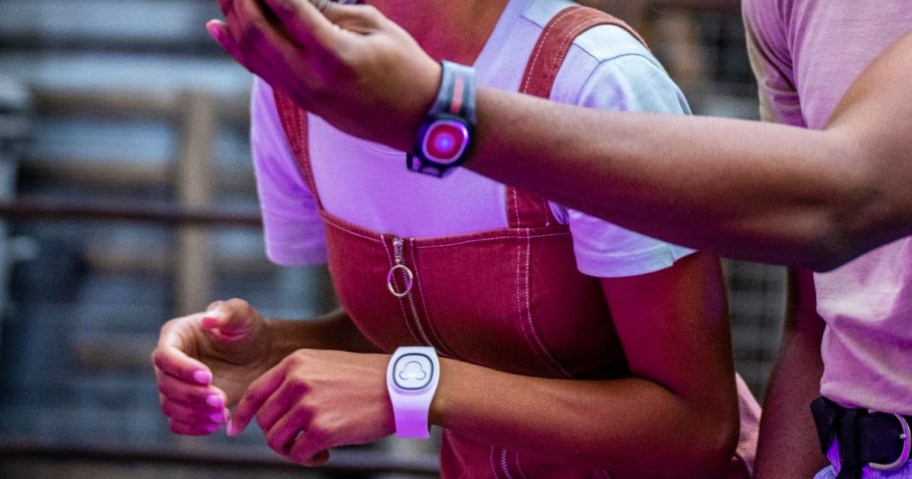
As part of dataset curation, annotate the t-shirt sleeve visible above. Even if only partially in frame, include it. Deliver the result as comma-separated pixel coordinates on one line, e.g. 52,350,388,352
250,77,327,266
557,30,696,278
741,0,805,126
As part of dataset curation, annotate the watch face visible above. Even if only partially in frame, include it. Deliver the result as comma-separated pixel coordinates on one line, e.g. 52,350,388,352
392,353,435,391
422,119,469,165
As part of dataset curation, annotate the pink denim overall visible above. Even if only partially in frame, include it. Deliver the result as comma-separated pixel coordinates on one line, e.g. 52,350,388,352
274,6,759,478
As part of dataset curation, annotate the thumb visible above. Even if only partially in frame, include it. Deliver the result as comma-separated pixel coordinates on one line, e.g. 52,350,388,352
262,0,382,48
202,300,258,340
201,300,228,330
318,1,388,35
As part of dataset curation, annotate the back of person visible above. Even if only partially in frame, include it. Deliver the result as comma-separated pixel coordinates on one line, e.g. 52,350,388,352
745,1,912,477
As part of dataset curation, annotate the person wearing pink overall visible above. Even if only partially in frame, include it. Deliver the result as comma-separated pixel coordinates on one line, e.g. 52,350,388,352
152,1,760,477
174,0,912,477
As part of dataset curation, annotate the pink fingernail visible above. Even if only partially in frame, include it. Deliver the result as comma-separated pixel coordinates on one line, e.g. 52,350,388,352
205,423,219,433
226,421,237,437
206,22,220,42
193,370,212,385
210,411,227,423
206,394,224,408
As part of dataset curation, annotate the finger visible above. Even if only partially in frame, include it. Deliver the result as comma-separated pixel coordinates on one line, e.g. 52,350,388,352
202,299,226,327
169,417,222,436
304,449,331,467
207,19,248,61
255,380,309,435
227,364,287,436
229,0,295,49
262,0,359,49
207,20,287,86
216,0,234,17
261,390,314,454
158,372,227,409
289,422,332,466
161,395,229,425
152,344,213,386
208,19,285,92
208,16,315,111
160,390,227,434
321,2,389,35
203,298,260,339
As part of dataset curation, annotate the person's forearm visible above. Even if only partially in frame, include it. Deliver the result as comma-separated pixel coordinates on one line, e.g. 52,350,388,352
430,359,738,477
464,34,912,270
265,308,382,365
753,269,827,478
753,333,826,478
467,88,882,270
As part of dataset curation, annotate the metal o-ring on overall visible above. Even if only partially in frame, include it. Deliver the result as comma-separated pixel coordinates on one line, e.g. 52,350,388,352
386,264,414,298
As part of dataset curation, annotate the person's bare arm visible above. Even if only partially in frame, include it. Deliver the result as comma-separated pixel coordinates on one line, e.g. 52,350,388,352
752,269,827,478
467,33,912,269
207,0,912,270
429,252,739,476
263,306,382,358
227,253,740,475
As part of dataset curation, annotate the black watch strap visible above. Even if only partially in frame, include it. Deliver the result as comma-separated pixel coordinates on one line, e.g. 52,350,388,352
431,61,476,123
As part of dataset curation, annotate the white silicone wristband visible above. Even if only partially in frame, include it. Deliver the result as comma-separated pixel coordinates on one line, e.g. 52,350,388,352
387,346,440,439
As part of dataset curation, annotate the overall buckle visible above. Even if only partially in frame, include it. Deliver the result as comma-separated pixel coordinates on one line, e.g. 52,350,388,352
868,412,911,471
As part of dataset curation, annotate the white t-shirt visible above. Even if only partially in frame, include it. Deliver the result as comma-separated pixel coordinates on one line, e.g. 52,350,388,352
252,0,695,278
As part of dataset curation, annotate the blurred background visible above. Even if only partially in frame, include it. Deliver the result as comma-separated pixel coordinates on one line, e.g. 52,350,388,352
0,0,784,477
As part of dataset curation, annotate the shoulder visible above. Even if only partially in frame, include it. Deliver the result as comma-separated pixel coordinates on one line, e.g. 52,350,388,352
519,0,657,65
562,26,688,113
516,2,684,110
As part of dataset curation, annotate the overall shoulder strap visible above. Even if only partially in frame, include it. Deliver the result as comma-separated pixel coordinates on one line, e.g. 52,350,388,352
506,6,646,228
520,6,645,98
273,90,324,210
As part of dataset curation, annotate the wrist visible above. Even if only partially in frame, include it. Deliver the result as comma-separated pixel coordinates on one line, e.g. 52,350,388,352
428,356,454,427
262,318,287,368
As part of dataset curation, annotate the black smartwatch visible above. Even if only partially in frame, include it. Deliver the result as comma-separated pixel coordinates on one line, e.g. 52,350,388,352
407,61,477,178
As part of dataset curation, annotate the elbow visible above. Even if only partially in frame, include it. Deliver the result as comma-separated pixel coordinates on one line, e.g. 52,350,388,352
671,406,741,478
689,419,741,477
802,229,857,272
802,139,900,272
801,195,887,272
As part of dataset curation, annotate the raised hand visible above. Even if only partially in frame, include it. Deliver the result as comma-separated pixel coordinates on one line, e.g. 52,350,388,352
151,298,274,435
207,0,440,152
226,349,393,466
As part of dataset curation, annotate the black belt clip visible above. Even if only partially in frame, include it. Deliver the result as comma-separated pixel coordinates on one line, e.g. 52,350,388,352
811,396,912,479
867,411,911,472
